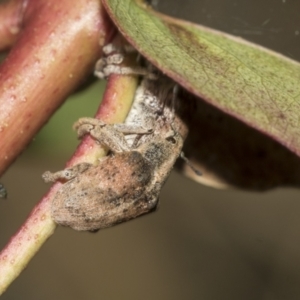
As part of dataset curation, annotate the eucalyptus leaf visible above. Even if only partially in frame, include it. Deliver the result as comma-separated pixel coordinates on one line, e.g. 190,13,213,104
102,0,300,157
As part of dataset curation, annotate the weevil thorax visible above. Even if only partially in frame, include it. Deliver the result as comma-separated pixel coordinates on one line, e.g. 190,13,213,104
124,73,185,181
124,74,176,146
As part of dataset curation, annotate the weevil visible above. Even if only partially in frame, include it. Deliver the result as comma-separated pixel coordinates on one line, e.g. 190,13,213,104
43,45,189,231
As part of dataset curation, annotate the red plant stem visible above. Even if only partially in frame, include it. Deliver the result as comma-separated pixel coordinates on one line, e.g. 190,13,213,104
0,68,138,294
0,0,24,51
0,0,115,176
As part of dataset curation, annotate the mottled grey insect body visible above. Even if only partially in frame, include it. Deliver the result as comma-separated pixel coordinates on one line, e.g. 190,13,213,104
52,151,156,230
49,118,184,231
43,46,188,231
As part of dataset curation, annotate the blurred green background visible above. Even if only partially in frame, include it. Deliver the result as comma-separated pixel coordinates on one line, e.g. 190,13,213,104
1,0,300,299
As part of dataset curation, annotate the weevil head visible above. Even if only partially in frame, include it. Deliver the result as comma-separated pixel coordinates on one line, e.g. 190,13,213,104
140,130,183,171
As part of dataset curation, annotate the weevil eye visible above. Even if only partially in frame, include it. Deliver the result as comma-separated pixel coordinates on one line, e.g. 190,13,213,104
166,136,177,144
165,129,178,144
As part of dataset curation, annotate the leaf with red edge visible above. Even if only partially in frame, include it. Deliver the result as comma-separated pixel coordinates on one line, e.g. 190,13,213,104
102,0,300,158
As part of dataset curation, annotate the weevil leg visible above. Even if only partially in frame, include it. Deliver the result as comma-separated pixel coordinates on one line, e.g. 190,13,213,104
95,43,157,79
94,64,150,79
74,118,106,138
74,118,153,152
113,123,152,135
42,163,92,183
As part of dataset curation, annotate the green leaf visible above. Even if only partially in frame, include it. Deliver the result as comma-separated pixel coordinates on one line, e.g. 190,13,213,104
102,0,300,157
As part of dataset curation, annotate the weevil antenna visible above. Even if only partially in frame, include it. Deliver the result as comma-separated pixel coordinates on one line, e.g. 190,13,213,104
180,152,202,176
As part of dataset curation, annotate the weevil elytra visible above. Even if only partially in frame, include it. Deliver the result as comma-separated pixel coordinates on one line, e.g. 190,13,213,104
42,45,189,231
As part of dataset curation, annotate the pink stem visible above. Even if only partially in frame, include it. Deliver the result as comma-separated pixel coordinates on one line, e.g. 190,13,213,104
0,0,115,175
0,0,24,51
0,59,138,294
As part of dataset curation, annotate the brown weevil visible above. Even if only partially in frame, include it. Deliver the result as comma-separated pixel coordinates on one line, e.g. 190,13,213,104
42,45,189,231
